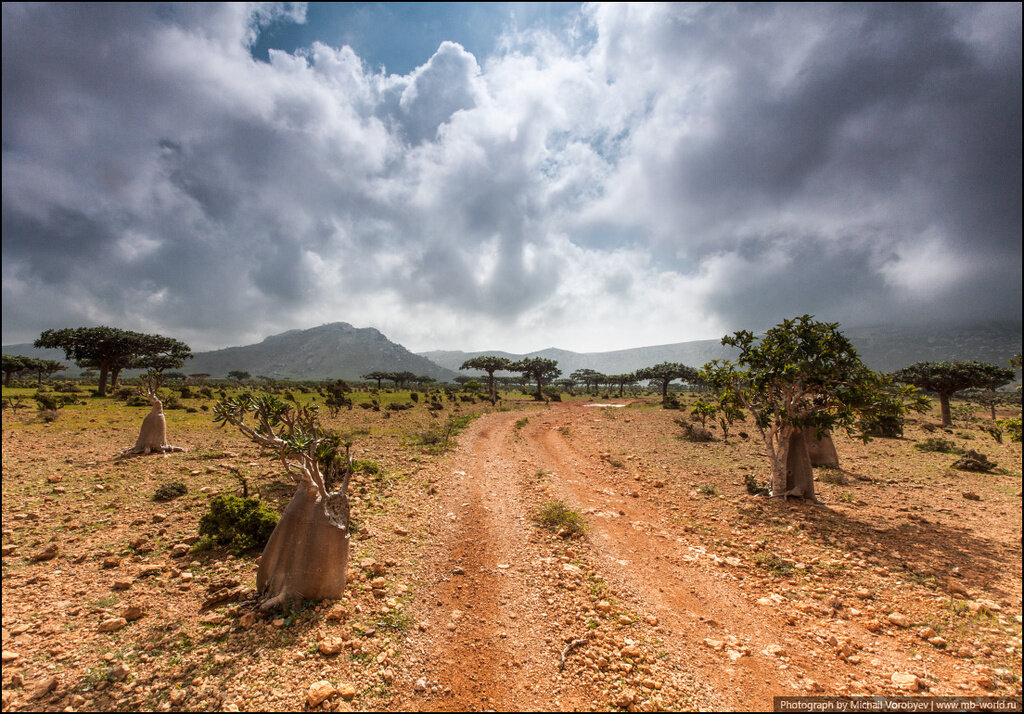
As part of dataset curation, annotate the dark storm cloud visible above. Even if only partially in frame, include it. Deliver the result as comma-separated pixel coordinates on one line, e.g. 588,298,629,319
2,3,1020,352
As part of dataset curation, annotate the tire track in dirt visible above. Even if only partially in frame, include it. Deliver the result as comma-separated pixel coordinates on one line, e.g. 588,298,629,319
520,403,848,711
401,411,597,711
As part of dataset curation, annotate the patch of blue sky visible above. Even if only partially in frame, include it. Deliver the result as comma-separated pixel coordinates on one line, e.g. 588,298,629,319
250,2,584,76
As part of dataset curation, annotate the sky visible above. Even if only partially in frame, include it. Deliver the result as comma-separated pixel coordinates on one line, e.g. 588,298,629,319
2,3,1021,354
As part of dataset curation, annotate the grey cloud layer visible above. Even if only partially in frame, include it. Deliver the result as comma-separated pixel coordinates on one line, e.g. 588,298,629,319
2,3,1020,352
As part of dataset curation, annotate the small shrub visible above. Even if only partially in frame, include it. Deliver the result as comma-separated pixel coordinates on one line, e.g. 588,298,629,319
662,394,681,410
126,393,150,407
386,401,414,411
996,417,1022,442
113,386,136,401
198,494,279,553
409,392,419,403
914,437,963,454
698,484,718,496
817,467,848,485
153,481,188,502
744,474,767,495
534,501,586,537
675,418,715,442
952,450,997,473
514,417,529,430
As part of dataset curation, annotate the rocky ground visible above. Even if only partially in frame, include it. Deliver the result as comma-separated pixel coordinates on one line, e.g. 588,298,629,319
1,391,1021,711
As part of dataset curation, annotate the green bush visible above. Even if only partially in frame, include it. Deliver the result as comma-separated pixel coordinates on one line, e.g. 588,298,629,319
198,494,279,553
534,500,586,537
153,481,188,502
996,417,1022,442
913,437,963,454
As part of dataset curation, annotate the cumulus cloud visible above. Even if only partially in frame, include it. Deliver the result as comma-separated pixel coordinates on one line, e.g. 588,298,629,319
2,3,1019,352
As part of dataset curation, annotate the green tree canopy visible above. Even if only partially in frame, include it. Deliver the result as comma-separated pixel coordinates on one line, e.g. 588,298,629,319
511,358,561,400
2,354,28,387
35,327,191,396
891,360,1015,426
703,315,894,500
570,368,605,392
635,362,700,399
460,356,513,404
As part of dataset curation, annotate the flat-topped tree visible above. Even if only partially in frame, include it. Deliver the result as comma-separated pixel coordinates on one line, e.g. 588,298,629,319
607,373,637,398
570,369,603,393
2,354,28,387
704,316,890,501
214,394,354,611
24,358,68,387
892,361,1015,427
35,326,191,396
460,356,513,404
636,362,699,401
361,371,389,390
512,358,561,400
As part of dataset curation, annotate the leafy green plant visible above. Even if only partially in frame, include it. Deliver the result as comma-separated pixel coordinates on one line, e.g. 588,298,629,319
534,500,587,537
914,437,963,454
744,473,767,495
197,494,279,553
153,481,188,502
996,417,1021,442
698,484,718,496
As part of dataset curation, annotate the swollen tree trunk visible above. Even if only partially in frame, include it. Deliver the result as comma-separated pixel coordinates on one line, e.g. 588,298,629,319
770,428,816,501
119,390,184,457
257,483,350,611
803,427,839,468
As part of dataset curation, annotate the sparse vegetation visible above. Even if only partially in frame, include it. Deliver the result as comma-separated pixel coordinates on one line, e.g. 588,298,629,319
534,500,587,537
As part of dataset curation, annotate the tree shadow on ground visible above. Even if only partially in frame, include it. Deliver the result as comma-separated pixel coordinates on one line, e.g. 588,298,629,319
738,481,1022,604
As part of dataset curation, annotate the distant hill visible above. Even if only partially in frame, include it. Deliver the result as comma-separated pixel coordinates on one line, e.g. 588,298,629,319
3,323,457,382
6,321,1019,383
421,322,1023,379
184,323,456,381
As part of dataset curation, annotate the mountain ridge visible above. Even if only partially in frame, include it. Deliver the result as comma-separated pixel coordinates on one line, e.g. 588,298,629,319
5,321,1020,382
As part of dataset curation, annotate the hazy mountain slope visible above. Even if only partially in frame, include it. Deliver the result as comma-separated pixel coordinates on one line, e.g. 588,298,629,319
6,321,1019,383
185,323,456,381
4,323,456,382
422,323,1022,378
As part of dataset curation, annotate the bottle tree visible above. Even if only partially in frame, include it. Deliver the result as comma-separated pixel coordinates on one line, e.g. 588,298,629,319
703,316,894,501
892,361,1015,427
214,393,355,610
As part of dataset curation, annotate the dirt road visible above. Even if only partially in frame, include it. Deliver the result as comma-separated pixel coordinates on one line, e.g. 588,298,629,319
396,405,816,711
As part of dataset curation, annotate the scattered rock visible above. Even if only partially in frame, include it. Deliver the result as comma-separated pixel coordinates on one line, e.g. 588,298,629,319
1,651,20,663
109,664,130,682
762,644,786,657
891,672,920,691
170,543,190,558
97,617,127,633
613,690,637,708
30,677,58,700
886,613,911,628
30,544,58,562
318,637,345,656
962,491,982,501
102,555,120,569
122,606,144,621
337,683,357,701
112,579,132,591
414,678,428,693
306,680,336,707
